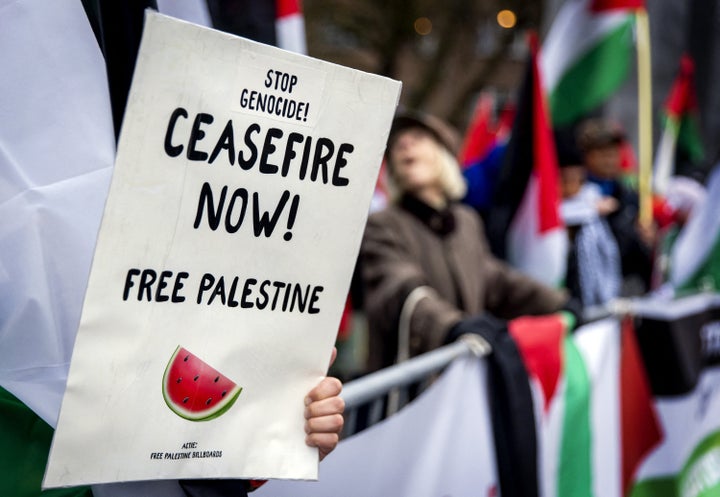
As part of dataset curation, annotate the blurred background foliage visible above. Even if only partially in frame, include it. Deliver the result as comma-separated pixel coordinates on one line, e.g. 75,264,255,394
303,0,542,130
298,0,720,171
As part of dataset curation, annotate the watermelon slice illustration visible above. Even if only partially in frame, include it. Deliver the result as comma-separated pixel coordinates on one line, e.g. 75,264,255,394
162,346,242,421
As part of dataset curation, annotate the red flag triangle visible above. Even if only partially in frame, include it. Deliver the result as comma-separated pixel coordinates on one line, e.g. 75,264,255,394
620,316,663,495
665,54,698,118
276,0,301,18
529,35,562,234
591,0,644,12
509,313,566,411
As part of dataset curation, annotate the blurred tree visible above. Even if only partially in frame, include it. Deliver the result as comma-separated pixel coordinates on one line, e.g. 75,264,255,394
303,0,545,130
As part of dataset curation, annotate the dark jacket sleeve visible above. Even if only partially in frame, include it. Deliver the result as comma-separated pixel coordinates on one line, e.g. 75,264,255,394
475,221,568,319
607,185,653,289
179,480,249,497
360,212,464,370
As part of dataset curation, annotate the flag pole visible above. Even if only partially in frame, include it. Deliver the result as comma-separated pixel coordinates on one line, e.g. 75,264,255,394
635,8,653,228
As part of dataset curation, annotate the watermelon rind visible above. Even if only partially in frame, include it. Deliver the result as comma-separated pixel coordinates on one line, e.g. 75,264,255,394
161,345,242,422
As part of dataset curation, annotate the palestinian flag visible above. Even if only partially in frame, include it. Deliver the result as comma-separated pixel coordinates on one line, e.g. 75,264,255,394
630,367,720,497
208,0,307,54
626,293,720,497
276,0,307,54
510,314,662,497
541,0,642,126
670,166,720,295
653,54,705,195
485,36,567,287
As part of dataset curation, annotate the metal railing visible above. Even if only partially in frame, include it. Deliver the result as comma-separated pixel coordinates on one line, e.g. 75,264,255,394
338,301,623,437
340,334,490,437
339,293,720,437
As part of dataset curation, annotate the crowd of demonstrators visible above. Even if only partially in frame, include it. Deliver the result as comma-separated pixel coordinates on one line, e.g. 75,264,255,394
556,117,709,306
338,110,710,380
357,111,570,373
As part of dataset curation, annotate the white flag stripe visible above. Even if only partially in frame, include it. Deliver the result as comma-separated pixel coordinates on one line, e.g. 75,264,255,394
652,123,679,195
276,14,307,54
156,0,212,27
507,176,568,286
534,376,565,497
574,318,622,497
670,166,720,287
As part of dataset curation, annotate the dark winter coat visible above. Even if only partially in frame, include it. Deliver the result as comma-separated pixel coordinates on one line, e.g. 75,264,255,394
360,195,567,372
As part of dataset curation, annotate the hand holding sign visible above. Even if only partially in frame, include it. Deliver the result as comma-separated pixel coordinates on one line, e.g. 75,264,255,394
44,12,400,487
305,347,343,462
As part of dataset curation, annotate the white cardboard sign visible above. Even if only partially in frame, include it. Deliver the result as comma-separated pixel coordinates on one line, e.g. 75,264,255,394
44,11,400,487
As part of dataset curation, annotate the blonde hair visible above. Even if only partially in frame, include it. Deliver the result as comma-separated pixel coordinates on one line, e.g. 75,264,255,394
386,139,467,202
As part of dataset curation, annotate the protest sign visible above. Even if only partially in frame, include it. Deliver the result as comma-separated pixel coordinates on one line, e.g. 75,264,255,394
43,11,401,487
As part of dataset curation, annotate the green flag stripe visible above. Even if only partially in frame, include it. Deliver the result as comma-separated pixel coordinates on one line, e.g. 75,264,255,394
676,233,720,295
630,430,720,497
677,114,705,163
629,476,677,497
678,430,720,497
558,337,593,497
549,17,635,126
0,386,92,497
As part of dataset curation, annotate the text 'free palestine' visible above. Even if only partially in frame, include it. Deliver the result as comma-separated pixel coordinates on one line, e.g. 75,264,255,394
122,268,324,314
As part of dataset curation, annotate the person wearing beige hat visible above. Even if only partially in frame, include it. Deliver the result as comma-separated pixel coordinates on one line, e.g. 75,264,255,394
359,111,569,373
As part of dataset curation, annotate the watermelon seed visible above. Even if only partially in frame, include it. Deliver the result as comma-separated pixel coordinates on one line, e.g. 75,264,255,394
176,377,182,383
193,375,200,381
206,398,213,405
183,397,189,404
183,355,189,362
214,376,219,383
221,391,227,397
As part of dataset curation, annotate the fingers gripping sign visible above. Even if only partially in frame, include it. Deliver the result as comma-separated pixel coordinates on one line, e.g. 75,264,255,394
304,347,344,461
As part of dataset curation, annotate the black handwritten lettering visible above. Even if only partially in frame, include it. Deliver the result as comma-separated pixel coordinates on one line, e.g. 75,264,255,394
163,111,353,188
193,183,297,241
209,120,236,165
259,128,283,174
253,190,290,238
332,143,353,187
224,187,249,233
123,269,188,303
238,123,260,169
196,273,324,314
187,113,214,161
164,107,188,157
194,182,227,230
264,69,298,93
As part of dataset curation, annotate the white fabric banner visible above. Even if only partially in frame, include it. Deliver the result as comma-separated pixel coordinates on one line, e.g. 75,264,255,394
156,0,211,27
256,356,499,497
0,0,115,427
632,367,720,495
44,12,400,487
